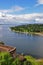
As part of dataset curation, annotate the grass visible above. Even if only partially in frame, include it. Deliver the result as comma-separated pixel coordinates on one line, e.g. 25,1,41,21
0,52,43,65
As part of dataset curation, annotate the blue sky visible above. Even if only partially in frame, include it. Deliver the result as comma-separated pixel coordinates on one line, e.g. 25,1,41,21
0,0,43,24
0,0,43,14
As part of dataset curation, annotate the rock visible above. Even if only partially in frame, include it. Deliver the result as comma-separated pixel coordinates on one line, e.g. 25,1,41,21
18,55,26,61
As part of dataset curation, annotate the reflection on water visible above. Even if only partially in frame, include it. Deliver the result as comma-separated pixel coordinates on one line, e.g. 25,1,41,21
0,26,3,38
0,24,43,58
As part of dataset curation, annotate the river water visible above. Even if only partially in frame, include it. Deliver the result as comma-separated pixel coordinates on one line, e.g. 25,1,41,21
0,24,43,58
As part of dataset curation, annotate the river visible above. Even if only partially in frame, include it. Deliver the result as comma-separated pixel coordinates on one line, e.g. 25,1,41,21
0,24,43,58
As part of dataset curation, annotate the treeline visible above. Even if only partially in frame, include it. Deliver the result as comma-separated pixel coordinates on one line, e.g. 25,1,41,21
10,24,43,33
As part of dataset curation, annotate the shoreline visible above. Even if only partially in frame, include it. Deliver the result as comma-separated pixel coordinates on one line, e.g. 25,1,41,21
12,30,43,36
33,33,43,36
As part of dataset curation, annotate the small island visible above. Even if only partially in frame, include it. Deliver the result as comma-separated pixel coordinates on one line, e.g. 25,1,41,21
10,24,43,36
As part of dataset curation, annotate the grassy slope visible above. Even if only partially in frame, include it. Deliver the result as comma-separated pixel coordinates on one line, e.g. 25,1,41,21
0,52,43,65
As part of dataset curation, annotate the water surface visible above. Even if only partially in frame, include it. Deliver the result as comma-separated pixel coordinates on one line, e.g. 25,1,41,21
0,24,43,58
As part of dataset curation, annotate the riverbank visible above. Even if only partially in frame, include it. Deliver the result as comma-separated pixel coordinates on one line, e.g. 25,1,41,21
0,43,43,65
33,32,43,36
10,24,43,36
11,29,43,36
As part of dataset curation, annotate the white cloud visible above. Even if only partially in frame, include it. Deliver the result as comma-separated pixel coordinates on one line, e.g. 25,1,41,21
12,6,25,11
0,6,25,14
0,9,13,14
0,12,43,24
0,10,11,13
35,0,43,6
38,0,43,4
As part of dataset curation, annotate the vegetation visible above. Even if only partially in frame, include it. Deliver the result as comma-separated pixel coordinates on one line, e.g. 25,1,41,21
0,41,5,45
10,24,43,34
0,52,14,65
0,52,43,65
24,55,39,65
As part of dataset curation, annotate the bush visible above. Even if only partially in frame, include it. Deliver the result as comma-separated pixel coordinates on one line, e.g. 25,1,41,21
24,55,39,65
0,41,5,45
0,52,14,65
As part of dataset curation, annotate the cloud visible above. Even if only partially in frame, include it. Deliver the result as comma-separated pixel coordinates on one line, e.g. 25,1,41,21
38,0,43,4
12,6,25,11
0,12,43,24
35,0,43,6
0,5,25,14
15,13,43,24
0,9,12,14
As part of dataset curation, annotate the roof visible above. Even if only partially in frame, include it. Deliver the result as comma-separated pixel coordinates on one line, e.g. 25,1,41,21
0,45,16,52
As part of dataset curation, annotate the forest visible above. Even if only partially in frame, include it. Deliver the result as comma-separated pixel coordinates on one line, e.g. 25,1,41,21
10,24,43,33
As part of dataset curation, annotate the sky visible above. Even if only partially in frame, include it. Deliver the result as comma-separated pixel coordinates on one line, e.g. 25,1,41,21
0,0,43,24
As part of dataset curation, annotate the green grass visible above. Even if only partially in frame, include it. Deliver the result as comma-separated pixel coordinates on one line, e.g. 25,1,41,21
24,55,39,65
0,52,43,65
